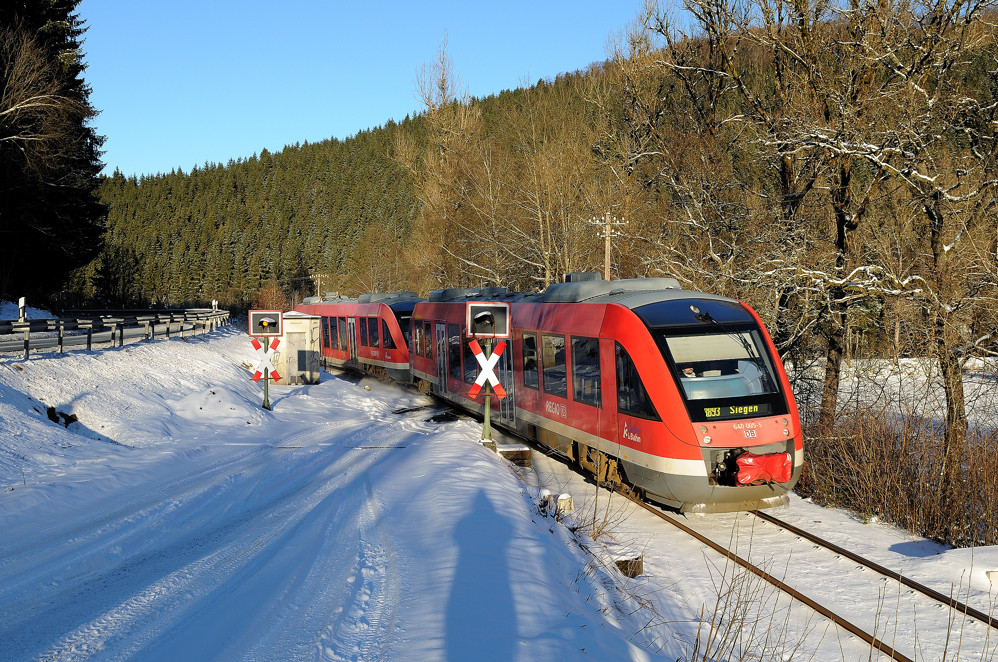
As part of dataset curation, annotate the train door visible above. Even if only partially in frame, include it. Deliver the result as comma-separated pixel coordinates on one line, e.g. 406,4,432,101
347,318,357,362
495,341,515,427
435,322,447,394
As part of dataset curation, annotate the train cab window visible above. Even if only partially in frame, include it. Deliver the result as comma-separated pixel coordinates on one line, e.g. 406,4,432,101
322,317,331,349
359,317,368,347
541,334,568,399
329,317,339,350
368,317,379,347
657,328,786,421
615,342,660,420
665,332,778,399
423,321,433,358
571,336,601,408
522,332,538,389
383,320,396,349
448,324,462,380
338,317,347,350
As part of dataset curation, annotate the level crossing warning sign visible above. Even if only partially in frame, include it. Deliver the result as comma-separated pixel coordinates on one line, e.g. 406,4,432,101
251,337,281,382
468,339,506,399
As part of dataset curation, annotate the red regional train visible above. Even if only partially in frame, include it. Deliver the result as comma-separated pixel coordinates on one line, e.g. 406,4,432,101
298,276,802,513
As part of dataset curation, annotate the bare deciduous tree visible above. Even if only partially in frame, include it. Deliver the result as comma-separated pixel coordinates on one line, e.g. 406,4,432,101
0,27,86,173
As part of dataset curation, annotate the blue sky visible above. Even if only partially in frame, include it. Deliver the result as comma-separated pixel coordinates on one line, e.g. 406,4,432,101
77,1,643,178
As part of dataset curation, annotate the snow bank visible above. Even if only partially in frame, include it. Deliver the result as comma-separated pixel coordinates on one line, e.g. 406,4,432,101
0,327,671,660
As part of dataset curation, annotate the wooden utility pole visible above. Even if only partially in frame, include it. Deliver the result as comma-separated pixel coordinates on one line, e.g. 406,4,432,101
596,212,626,280
604,212,611,280
309,273,328,298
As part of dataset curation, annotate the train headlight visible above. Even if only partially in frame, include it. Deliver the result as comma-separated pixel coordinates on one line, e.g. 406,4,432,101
703,436,712,444
783,429,790,436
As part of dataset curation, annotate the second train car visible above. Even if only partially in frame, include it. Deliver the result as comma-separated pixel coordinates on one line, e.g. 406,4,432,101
297,291,423,384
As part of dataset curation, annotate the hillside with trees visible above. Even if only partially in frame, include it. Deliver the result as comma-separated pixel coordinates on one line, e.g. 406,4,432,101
76,125,421,311
38,0,998,545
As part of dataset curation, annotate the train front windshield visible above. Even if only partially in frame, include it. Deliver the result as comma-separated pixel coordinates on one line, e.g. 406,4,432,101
656,327,787,421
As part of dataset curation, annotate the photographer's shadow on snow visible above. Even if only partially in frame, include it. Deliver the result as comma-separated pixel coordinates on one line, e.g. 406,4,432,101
445,490,515,662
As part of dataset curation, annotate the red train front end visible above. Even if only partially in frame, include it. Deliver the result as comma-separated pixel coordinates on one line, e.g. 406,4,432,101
605,294,802,513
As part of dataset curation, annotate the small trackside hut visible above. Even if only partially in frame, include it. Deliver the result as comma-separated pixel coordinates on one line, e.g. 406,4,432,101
272,311,321,385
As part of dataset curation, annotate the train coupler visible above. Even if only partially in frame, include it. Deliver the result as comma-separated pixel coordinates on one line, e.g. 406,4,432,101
735,451,792,485
711,449,793,486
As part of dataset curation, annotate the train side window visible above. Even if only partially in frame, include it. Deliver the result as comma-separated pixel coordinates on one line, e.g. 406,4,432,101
338,317,347,350
542,333,568,399
424,321,433,358
359,317,369,346
463,334,477,384
571,336,601,408
368,317,379,347
615,342,660,420
322,317,331,349
383,320,396,349
414,322,423,357
448,324,462,380
329,317,338,350
522,332,538,389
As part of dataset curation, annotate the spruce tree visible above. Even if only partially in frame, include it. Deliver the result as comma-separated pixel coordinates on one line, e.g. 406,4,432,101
0,0,105,303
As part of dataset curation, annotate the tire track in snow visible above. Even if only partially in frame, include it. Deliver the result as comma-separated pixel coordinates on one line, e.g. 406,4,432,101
315,474,402,662
2,420,397,661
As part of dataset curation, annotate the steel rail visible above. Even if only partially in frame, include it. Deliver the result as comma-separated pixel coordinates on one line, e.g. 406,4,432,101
619,492,916,662
752,509,998,630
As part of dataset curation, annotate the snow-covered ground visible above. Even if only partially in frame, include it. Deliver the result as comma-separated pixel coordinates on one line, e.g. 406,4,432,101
1,322,997,661
0,300,50,321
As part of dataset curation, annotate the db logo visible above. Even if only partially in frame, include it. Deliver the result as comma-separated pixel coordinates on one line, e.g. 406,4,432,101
623,423,642,443
743,429,757,439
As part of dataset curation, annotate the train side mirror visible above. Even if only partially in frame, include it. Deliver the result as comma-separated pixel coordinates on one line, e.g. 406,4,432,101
249,310,283,337
466,302,510,338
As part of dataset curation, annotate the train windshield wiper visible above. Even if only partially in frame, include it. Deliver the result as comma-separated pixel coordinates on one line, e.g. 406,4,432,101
690,304,760,362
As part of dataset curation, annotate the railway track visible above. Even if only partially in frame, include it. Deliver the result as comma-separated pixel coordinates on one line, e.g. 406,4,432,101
617,488,998,662
750,509,998,631
371,379,996,659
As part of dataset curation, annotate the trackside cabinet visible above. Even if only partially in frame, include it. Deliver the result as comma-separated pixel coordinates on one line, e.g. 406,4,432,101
274,312,321,385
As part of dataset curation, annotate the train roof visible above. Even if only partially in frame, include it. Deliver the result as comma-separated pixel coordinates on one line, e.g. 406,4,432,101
306,279,751,324
428,286,511,302
302,291,425,307
531,277,683,305
423,277,746,311
357,291,422,304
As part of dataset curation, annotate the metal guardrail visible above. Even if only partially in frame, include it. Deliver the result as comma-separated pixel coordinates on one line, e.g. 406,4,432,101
0,309,231,358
